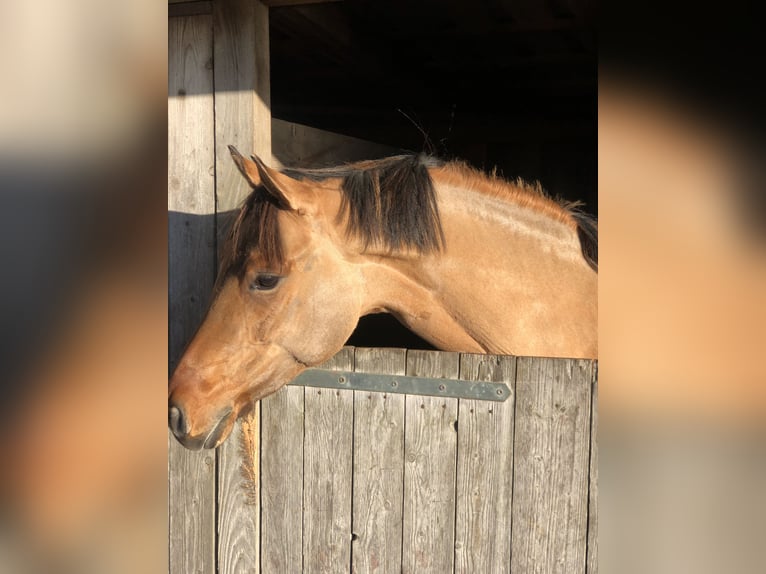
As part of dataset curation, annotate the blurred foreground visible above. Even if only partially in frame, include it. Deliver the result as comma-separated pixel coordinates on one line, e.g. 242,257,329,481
0,1,763,572
599,75,766,572
0,0,166,572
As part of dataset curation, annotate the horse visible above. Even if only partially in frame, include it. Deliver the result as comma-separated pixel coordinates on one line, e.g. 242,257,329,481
168,147,597,450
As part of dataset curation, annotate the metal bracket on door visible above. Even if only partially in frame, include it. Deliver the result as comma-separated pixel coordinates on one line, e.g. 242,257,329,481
289,369,511,402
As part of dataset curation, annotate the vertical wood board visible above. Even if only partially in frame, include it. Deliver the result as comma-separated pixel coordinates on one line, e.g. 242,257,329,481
168,441,217,574
218,410,261,574
351,348,407,574
511,358,593,574
214,0,271,251
586,371,598,574
168,15,217,574
402,350,460,574
454,354,516,574
168,14,216,365
261,385,306,573
303,348,355,573
212,3,271,571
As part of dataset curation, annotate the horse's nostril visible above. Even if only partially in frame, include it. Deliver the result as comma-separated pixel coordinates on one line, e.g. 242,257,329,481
168,404,187,438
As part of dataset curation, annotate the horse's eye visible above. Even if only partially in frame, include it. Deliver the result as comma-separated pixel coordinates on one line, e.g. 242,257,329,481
250,274,281,291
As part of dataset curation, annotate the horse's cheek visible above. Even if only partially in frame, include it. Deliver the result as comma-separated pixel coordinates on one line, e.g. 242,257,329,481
299,272,359,352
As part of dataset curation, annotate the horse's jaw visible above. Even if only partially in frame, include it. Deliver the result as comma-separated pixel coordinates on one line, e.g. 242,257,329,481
356,256,487,354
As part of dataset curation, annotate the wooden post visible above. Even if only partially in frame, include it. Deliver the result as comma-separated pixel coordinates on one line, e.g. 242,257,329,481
168,13,217,574
213,1,271,573
214,0,271,229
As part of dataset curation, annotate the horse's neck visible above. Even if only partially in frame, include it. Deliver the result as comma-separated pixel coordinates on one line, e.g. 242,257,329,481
359,183,598,358
439,183,590,277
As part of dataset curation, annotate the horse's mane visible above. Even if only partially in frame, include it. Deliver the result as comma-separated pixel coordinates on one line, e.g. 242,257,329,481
286,154,446,255
218,154,597,283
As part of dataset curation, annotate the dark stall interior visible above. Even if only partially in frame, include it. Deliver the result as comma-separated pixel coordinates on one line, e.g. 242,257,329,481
268,0,597,348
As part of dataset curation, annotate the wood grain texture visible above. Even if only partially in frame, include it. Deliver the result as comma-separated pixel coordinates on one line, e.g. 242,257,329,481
271,119,399,169
303,348,355,573
169,1,213,18
211,5,270,571
261,385,305,573
454,354,516,574
262,0,343,6
511,358,593,574
168,14,215,363
168,440,217,574
218,406,260,574
351,348,406,574
168,15,217,574
402,350,460,574
214,0,271,247
168,15,214,218
586,369,598,574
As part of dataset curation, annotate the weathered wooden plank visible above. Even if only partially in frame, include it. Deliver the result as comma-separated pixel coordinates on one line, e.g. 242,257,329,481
218,406,260,574
168,14,217,574
304,347,355,573
169,1,213,19
271,119,398,168
168,14,216,350
168,439,218,574
261,385,305,573
212,4,270,571
214,0,271,243
511,358,593,574
586,370,598,574
263,0,342,6
402,350,459,574
454,354,516,574
351,348,406,574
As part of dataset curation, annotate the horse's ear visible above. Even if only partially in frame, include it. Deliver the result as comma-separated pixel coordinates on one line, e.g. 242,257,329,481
251,154,307,212
228,145,262,188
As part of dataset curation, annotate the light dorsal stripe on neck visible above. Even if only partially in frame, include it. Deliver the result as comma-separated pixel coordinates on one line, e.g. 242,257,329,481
220,154,597,281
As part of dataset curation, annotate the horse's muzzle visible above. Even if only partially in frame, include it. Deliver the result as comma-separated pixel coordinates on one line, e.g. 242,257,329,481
168,402,232,450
